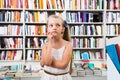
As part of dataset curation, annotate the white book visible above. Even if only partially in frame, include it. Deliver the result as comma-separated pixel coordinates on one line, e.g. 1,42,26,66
33,37,39,48
99,38,103,48
99,0,103,9
90,37,94,48
42,25,46,35
76,0,80,9
9,38,15,48
89,51,95,59
69,0,72,9
14,50,22,60
80,38,83,48
27,50,32,61
30,25,35,35
112,12,117,22
107,25,110,35
27,38,30,48
107,12,112,22
80,25,84,35
109,25,115,35
48,0,52,9
115,0,119,9
76,38,79,48
75,25,78,35
43,0,47,9
116,12,120,22
0,27,6,35
86,0,89,9
75,50,80,60
95,51,101,59
96,25,102,35
87,25,91,35
81,0,85,9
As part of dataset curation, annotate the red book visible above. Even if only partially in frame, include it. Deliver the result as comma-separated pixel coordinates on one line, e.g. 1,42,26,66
115,44,120,61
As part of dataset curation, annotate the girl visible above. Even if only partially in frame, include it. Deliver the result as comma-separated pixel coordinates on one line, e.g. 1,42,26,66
40,15,73,80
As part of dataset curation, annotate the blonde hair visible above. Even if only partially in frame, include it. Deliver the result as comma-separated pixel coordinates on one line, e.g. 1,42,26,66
47,15,71,42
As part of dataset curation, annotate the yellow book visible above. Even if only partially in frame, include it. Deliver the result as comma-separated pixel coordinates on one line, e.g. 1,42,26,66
1,0,4,8
40,0,43,9
39,0,41,9
39,25,43,35
116,24,118,35
72,0,75,9
0,0,1,8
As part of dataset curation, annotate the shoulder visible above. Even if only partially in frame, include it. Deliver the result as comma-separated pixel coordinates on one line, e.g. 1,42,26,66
64,40,72,48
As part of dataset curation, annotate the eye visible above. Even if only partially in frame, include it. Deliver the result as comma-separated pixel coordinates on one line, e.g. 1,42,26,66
56,24,61,27
48,24,53,28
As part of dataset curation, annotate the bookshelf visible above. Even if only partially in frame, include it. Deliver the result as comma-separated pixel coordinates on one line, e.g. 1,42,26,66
1,0,117,78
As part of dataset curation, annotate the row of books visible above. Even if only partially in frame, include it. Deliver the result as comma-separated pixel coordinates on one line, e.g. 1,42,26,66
0,0,103,10
1,0,120,10
73,50,103,60
0,50,23,60
70,25,102,35
66,12,103,22
1,11,120,23
0,37,103,49
25,25,46,35
26,50,41,61
0,25,23,36
25,11,47,23
1,24,120,36
0,38,23,48
0,49,42,61
0,78,15,80
65,0,103,10
25,11,64,22
72,62,107,77
0,62,41,77
107,0,120,9
0,0,23,8
106,24,120,35
26,38,47,48
24,0,64,9
26,37,103,48
0,11,23,22
106,12,120,22
72,37,103,48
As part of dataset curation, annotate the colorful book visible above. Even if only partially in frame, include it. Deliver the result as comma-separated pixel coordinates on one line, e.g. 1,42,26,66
106,44,120,73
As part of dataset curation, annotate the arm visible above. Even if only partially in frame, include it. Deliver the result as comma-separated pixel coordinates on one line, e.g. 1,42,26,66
40,44,53,67
51,42,73,69
40,44,46,67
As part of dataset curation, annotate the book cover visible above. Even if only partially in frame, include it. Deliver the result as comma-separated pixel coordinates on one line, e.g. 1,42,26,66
81,52,89,62
115,44,120,61
106,44,120,73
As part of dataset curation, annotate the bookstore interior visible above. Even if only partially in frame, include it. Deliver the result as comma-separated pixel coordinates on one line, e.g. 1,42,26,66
0,0,120,80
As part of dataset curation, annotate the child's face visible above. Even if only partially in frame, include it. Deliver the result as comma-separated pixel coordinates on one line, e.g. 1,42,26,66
47,17,64,37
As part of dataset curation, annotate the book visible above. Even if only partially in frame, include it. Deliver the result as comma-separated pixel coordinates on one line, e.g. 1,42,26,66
115,44,120,61
106,44,120,73
81,52,89,62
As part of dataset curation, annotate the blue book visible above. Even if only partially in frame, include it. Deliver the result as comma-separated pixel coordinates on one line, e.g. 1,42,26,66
81,52,89,60
5,78,11,80
106,44,120,73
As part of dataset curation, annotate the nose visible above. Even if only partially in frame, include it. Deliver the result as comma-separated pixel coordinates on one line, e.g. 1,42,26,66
52,25,57,29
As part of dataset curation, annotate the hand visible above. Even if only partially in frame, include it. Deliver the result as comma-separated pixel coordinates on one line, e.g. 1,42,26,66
47,32,54,43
